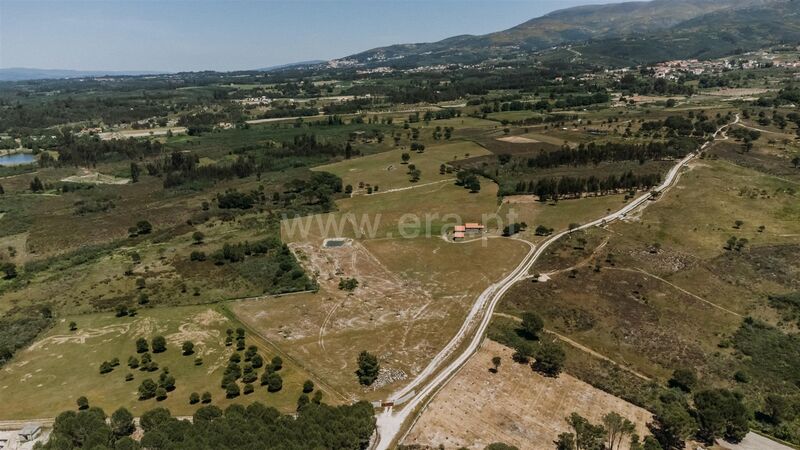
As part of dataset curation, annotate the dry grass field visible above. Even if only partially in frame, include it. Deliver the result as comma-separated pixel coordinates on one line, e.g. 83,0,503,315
494,156,800,405
231,235,528,401
403,340,652,450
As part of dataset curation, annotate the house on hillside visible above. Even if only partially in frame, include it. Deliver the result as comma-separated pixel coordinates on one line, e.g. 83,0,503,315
452,223,484,241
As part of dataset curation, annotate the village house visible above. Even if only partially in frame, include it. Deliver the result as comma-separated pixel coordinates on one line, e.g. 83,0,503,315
452,223,484,241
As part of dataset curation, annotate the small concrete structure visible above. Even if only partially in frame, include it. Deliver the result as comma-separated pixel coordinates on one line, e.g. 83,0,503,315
18,425,41,443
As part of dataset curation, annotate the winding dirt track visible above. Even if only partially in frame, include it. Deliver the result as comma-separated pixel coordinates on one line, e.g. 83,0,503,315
372,115,740,450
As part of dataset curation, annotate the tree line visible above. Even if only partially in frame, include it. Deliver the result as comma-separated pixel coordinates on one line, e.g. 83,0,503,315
38,400,375,450
520,139,695,170
507,171,662,200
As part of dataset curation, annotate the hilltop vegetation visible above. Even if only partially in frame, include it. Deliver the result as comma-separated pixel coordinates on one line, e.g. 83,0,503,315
343,0,794,67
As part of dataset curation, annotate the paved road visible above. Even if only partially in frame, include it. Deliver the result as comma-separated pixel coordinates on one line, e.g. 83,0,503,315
718,432,797,450
372,115,740,449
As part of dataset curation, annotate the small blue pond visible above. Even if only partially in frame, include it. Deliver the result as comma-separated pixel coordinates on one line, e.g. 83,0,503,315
0,153,35,166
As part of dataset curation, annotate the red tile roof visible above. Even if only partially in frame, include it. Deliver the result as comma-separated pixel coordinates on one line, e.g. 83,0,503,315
454,225,466,232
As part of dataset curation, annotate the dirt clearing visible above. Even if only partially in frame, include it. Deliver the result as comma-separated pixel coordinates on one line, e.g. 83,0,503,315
496,136,540,144
61,169,130,185
403,340,651,450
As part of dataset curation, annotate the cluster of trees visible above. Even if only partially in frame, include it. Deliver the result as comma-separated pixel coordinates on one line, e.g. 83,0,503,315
161,153,258,188
617,73,695,96
407,164,421,182
555,411,645,450
216,189,259,209
502,222,528,237
0,91,173,133
424,109,460,121
39,400,375,450
259,106,319,120
0,309,52,367
322,98,374,115
219,331,286,398
51,135,164,167
178,111,228,135
479,92,610,115
338,278,359,291
505,312,567,377
455,169,481,193
158,135,347,190
209,239,271,265
509,172,662,200
137,368,177,401
768,292,800,326
356,350,380,386
520,139,695,170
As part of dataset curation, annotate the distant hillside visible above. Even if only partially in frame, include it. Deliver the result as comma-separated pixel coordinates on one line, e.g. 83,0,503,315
574,0,800,65
340,0,791,67
256,60,326,72
0,68,165,82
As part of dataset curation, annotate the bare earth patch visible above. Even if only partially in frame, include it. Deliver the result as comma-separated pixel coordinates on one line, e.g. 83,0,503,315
403,340,652,450
61,169,130,185
496,136,540,144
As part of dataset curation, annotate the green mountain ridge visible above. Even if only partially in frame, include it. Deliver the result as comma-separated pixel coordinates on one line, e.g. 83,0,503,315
342,0,794,67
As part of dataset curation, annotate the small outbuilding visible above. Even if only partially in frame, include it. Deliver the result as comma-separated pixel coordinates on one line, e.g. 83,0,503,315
18,424,42,442
464,223,485,233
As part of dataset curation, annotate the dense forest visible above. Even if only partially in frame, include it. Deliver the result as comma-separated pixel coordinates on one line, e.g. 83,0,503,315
38,401,376,450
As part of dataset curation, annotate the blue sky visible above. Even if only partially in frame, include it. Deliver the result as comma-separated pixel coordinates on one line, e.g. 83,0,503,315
1,0,624,72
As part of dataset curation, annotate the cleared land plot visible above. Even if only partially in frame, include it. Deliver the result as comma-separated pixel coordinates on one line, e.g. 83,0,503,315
61,169,130,185
232,236,529,400
403,340,651,450
0,305,321,419
496,135,540,144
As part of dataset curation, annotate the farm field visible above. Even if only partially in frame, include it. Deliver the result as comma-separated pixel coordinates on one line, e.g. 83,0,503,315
402,340,652,450
0,304,323,419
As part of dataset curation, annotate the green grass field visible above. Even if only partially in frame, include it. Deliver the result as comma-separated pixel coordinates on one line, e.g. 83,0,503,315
313,140,489,193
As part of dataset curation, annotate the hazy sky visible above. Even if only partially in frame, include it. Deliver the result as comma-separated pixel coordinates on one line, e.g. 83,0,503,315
1,0,625,72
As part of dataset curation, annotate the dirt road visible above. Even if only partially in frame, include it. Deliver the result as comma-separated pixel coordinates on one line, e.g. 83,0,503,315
372,115,740,449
